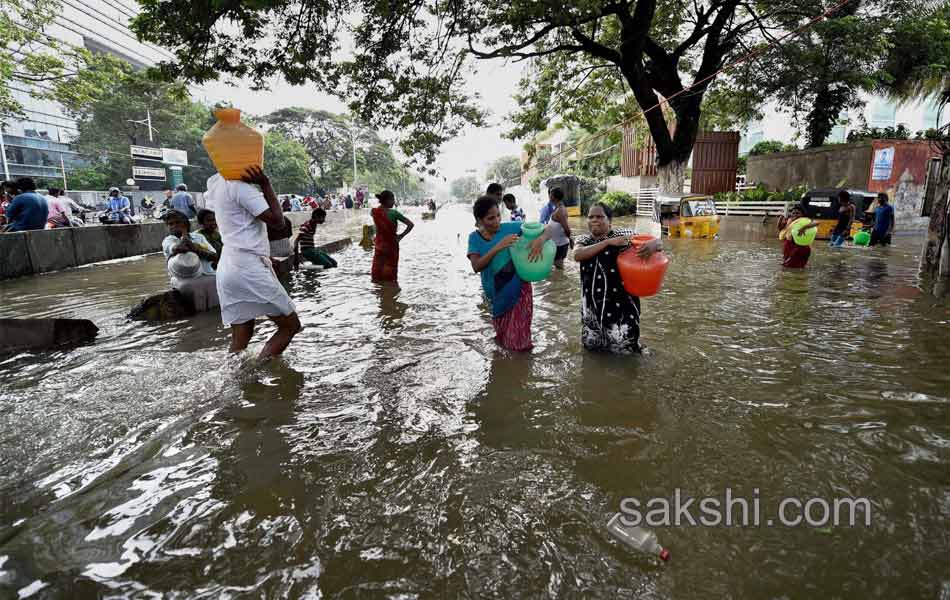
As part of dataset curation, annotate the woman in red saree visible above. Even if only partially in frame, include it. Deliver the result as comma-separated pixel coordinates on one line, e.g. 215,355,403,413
371,190,414,282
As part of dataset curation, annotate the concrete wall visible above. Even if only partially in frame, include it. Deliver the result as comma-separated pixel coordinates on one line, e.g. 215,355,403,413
748,140,935,231
2,212,327,280
2,223,170,280
747,142,874,191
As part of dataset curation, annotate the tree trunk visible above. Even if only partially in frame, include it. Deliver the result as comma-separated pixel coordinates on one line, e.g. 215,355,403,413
921,153,950,279
655,96,701,194
657,160,687,194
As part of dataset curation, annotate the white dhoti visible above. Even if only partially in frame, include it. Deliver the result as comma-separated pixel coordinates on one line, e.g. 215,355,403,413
216,248,296,326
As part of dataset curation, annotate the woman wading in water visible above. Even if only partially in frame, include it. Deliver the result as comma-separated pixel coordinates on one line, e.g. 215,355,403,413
467,196,553,351
371,190,414,283
573,202,660,354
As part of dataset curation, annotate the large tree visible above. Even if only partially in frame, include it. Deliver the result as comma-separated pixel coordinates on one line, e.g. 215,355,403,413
708,1,950,148
263,130,312,194
450,176,479,201
485,156,522,187
133,0,836,192
258,107,422,195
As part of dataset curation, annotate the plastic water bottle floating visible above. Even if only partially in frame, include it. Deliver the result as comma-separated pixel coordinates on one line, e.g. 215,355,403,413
606,513,670,562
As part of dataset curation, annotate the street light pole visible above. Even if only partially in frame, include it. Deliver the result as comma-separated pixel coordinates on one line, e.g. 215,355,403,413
350,124,357,193
127,109,158,143
0,127,10,181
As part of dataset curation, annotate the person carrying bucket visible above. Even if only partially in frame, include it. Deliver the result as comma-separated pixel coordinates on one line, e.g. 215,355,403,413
779,204,819,268
574,202,662,354
467,196,554,351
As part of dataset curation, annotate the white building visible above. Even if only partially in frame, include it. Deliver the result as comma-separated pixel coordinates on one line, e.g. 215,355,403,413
1,0,175,183
739,95,949,155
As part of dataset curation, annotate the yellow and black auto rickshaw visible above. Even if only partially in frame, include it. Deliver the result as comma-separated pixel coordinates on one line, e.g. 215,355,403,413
541,174,582,217
799,188,877,239
655,194,721,239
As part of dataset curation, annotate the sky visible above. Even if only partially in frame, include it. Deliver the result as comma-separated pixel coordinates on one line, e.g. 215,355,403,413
196,57,527,189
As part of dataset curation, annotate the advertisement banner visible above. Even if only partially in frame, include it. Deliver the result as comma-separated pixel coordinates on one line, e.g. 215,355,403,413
871,146,895,181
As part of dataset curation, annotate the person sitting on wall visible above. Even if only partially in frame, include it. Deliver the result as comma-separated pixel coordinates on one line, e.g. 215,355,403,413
105,187,132,224
2,178,48,232
170,183,197,219
196,208,223,269
0,180,17,226
294,208,338,269
161,209,219,311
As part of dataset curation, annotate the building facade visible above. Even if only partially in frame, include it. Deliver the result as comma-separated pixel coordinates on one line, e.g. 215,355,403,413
1,0,174,184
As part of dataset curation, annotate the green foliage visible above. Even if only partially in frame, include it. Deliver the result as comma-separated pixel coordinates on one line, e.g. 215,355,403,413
450,176,479,201
485,156,522,187
263,131,311,194
64,68,217,190
132,0,838,183
67,165,113,190
736,155,747,175
598,191,636,217
846,124,911,143
748,141,798,156
879,5,950,102
257,107,418,196
714,185,806,204
712,1,948,148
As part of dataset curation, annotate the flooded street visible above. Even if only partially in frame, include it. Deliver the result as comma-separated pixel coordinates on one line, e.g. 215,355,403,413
2,205,950,598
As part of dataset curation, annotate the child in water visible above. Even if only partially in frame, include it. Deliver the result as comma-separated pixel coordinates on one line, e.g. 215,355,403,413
779,205,819,268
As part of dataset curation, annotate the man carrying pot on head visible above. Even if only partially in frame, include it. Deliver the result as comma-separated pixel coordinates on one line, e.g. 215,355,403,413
206,166,301,359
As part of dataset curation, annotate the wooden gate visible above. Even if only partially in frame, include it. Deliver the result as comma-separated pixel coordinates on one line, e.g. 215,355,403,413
691,131,739,194
621,127,739,194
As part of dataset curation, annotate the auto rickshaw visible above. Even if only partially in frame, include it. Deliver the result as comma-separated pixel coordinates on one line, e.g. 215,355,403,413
541,174,582,217
799,188,876,239
655,194,721,238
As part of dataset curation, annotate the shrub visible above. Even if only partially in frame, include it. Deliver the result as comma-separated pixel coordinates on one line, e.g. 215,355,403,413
598,190,636,216
748,140,797,156
713,185,805,204
847,124,910,143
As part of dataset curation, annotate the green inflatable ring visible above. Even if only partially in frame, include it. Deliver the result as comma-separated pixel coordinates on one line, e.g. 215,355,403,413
854,230,871,246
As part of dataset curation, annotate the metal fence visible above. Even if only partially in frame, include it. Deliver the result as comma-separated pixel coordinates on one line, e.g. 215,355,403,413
714,201,790,217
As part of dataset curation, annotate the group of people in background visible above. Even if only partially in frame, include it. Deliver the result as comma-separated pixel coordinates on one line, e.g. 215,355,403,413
0,177,94,232
778,190,896,269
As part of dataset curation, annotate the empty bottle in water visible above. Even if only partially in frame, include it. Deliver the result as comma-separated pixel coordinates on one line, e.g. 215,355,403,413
606,513,670,561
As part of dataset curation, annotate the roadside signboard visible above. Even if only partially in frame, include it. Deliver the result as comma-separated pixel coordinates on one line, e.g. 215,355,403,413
133,166,166,180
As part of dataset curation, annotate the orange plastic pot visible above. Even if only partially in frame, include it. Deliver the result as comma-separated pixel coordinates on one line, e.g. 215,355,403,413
617,245,669,297
202,107,264,180
630,234,657,249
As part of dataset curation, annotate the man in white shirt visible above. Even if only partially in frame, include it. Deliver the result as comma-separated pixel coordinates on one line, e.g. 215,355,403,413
161,209,219,311
206,166,301,358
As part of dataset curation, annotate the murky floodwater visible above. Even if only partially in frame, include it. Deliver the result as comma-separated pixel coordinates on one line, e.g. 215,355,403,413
2,205,950,599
